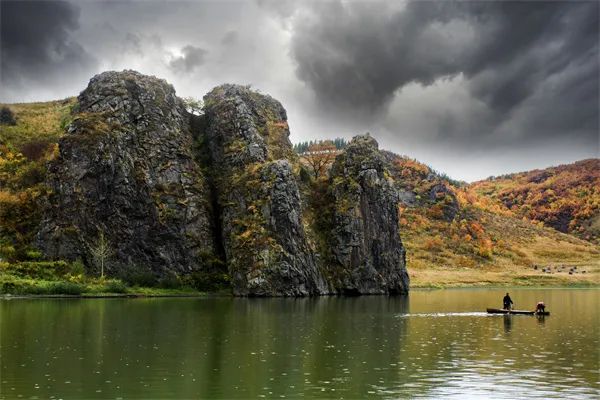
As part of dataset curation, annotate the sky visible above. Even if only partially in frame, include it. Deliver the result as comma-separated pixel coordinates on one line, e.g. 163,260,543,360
1,0,598,181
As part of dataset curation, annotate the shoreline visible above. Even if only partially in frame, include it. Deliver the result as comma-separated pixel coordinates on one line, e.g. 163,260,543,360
2,282,598,300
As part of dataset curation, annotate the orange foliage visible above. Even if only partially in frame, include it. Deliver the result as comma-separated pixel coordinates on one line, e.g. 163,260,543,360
300,141,340,179
470,159,600,242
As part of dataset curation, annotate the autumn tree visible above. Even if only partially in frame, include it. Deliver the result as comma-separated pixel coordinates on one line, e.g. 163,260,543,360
301,140,338,179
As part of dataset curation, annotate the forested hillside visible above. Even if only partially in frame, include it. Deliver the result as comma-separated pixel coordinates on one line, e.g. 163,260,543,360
470,160,600,244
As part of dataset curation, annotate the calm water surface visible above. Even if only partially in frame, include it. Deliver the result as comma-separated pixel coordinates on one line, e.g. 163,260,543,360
1,288,598,399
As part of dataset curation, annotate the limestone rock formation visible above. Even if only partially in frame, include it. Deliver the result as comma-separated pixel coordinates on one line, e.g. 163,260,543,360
327,135,409,294
37,70,215,278
202,84,328,296
36,71,409,296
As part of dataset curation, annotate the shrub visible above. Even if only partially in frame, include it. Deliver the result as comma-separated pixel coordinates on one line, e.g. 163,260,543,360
1,261,71,280
45,281,84,295
18,139,54,161
182,271,230,291
0,106,16,125
116,265,159,287
102,279,127,293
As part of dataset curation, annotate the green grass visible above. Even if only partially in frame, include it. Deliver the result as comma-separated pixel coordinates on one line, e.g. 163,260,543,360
0,272,208,297
0,261,210,296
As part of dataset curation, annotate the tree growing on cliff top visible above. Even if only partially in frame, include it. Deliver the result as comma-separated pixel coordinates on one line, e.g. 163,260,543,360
89,231,113,278
301,140,339,179
182,97,203,116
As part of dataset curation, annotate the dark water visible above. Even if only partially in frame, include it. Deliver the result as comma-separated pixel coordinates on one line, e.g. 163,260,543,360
1,288,598,399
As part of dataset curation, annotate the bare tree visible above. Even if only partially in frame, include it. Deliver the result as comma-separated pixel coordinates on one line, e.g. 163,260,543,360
89,231,113,278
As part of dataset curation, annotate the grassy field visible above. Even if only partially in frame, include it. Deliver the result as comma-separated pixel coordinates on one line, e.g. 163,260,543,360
407,226,600,288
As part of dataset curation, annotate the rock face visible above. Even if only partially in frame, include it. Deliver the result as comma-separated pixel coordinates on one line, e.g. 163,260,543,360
37,71,215,278
202,84,327,296
37,71,409,296
429,183,459,221
327,135,409,294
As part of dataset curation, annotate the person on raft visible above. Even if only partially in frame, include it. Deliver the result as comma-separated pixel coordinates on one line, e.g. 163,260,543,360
503,293,514,310
536,301,546,313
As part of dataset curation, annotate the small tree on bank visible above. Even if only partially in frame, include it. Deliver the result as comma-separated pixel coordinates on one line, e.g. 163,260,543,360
89,231,113,278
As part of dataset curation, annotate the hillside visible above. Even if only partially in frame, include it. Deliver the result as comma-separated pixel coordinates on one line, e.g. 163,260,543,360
299,145,600,287
382,153,599,287
1,73,598,294
470,160,600,244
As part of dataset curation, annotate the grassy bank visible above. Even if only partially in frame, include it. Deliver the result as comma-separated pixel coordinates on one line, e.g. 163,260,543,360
2,259,597,297
0,261,209,297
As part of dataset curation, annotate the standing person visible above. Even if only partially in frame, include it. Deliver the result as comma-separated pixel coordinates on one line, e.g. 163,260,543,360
536,301,546,313
503,293,513,310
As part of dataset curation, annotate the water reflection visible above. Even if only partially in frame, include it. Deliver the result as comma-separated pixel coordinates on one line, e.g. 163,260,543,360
1,289,598,399
503,314,512,333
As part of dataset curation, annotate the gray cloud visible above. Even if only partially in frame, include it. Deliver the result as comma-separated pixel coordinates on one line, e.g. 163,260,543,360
168,45,208,73
0,0,97,96
221,31,239,46
290,1,599,145
0,0,597,181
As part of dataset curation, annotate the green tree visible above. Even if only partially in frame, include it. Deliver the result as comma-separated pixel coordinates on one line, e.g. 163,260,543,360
182,97,203,115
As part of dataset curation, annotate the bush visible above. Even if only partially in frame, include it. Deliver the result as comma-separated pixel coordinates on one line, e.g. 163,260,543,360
44,281,84,295
1,261,71,280
182,271,230,291
102,279,127,293
0,275,83,295
116,265,159,287
0,106,16,125
18,139,54,161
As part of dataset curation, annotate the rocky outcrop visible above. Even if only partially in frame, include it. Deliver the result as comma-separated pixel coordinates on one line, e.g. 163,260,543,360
327,135,409,294
36,71,409,296
429,183,459,221
37,70,216,278
202,84,328,296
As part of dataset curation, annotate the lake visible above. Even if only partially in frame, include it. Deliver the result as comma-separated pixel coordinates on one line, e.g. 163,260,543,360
1,288,598,399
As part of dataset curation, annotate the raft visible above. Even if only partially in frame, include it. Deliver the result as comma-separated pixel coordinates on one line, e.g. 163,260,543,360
486,308,550,316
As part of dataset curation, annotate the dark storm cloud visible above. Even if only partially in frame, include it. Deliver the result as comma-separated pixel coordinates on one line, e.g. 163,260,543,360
290,1,599,133
168,45,207,73
0,0,96,91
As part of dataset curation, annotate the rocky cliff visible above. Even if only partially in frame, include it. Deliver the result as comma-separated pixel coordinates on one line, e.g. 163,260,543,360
326,135,409,294
202,84,327,296
36,71,409,296
37,71,216,278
